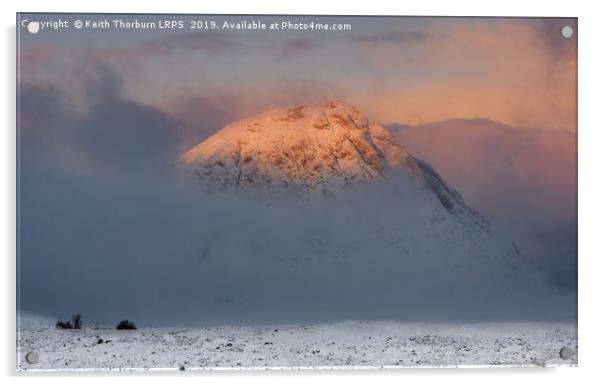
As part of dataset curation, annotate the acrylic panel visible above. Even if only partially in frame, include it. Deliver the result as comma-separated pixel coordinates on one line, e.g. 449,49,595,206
16,13,577,371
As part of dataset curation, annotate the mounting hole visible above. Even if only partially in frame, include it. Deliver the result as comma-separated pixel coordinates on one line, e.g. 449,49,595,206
26,21,40,34
25,351,39,364
559,347,575,359
560,25,574,39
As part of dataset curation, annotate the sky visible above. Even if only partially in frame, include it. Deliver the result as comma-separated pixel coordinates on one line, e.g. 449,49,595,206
17,14,577,325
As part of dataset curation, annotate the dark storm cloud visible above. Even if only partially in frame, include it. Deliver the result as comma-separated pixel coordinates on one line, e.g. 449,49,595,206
84,63,122,104
19,65,187,175
76,66,182,173
18,82,83,169
19,82,71,137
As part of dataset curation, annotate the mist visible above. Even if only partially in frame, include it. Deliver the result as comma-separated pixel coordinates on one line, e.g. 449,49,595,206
18,154,575,327
388,119,577,290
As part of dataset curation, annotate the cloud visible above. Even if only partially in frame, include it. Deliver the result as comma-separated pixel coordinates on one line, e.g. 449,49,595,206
18,82,91,172
348,31,434,46
84,32,321,66
74,95,181,174
339,19,577,131
19,82,70,137
22,19,576,133
17,44,62,71
388,118,577,288
85,31,238,64
17,168,574,326
174,95,237,144
19,65,184,176
278,37,315,58
162,77,341,138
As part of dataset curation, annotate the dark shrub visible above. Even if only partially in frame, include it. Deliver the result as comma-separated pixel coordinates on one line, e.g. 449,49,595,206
55,320,72,329
56,314,82,330
116,320,137,330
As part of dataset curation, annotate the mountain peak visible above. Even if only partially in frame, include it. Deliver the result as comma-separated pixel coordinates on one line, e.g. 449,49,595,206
181,101,416,189
181,101,486,227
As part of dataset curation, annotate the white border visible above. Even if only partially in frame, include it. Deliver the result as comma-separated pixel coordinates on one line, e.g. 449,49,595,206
3,0,601,384
18,363,576,372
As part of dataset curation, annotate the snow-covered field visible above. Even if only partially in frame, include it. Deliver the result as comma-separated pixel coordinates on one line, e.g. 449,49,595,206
17,318,577,371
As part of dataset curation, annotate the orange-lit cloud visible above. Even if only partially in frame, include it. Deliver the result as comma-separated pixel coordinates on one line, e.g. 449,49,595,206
18,18,577,134
344,20,577,131
389,118,576,284
391,119,576,219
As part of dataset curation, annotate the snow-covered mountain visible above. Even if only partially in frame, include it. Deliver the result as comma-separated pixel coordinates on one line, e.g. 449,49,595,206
177,101,571,322
181,101,485,227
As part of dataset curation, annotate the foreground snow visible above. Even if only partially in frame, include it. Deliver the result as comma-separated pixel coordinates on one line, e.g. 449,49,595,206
17,319,577,371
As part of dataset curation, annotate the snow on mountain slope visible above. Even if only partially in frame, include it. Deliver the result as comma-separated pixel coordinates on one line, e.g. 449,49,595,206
176,101,572,322
181,101,486,227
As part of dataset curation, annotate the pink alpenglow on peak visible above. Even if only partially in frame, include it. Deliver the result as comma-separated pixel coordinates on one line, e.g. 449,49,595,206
182,101,415,188
181,101,480,222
